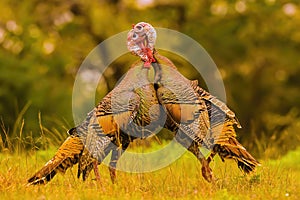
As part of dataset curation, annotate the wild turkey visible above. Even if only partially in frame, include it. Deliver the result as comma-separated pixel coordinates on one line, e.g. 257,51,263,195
128,22,260,182
27,55,162,185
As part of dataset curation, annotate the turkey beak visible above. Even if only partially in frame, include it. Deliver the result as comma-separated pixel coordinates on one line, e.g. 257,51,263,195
136,34,148,51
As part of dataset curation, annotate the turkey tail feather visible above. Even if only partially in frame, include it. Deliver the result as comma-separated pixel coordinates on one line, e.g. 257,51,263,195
27,136,83,185
212,122,260,174
215,141,260,174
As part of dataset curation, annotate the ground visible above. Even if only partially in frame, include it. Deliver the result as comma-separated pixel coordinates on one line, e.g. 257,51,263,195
0,144,299,200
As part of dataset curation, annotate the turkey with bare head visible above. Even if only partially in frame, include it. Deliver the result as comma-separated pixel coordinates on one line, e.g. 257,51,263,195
128,22,260,182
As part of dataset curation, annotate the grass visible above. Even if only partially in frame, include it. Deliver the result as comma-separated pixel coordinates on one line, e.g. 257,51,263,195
0,142,299,200
1,110,299,199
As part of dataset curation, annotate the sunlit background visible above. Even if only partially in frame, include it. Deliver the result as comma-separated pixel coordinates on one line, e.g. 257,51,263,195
0,0,299,158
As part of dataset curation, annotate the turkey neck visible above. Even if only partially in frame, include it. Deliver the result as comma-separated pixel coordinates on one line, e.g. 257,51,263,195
152,62,162,85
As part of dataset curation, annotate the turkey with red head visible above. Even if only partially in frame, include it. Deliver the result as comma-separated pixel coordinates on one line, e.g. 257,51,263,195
128,22,260,182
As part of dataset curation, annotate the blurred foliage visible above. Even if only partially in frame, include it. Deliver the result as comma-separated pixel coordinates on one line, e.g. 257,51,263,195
0,0,299,156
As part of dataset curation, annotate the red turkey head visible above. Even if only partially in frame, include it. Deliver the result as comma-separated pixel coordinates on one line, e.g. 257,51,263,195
127,22,156,67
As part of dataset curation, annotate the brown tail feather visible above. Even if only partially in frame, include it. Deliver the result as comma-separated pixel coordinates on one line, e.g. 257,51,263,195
215,141,260,173
212,122,260,173
27,136,84,185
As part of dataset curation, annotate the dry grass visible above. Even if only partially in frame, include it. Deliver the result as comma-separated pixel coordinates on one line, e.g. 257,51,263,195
1,104,299,199
0,144,299,200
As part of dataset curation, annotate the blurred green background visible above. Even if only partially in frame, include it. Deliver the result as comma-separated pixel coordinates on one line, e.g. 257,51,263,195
0,0,299,157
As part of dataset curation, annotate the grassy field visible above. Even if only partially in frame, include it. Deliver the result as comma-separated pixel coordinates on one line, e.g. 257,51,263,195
0,143,299,200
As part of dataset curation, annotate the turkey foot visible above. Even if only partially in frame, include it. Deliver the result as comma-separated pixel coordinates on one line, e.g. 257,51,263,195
201,159,214,182
109,166,116,184
92,161,101,182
